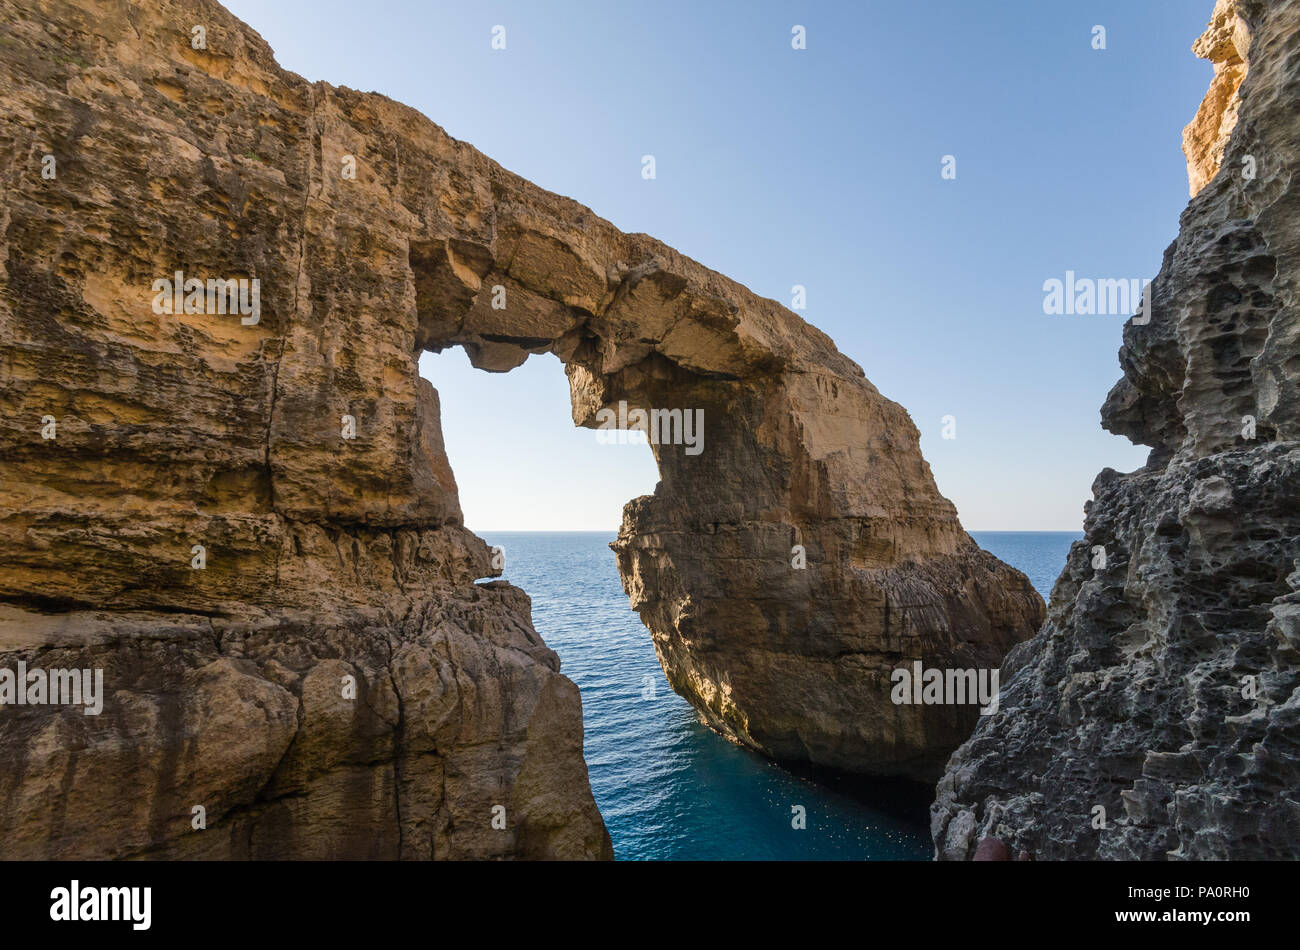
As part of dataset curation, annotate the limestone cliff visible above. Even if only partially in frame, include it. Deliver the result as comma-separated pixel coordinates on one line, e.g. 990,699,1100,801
934,0,1300,860
1183,0,1250,197
0,0,609,859
0,0,1042,859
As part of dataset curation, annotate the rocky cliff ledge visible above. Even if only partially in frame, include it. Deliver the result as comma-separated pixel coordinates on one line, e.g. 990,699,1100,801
934,0,1300,860
0,0,1041,858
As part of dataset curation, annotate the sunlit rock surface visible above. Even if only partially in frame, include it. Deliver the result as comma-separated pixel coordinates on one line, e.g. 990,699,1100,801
0,0,1042,858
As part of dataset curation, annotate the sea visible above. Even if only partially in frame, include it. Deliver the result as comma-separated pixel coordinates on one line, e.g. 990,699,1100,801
479,529,1079,860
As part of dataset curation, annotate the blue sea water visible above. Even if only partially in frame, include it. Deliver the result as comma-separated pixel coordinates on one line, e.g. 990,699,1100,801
969,531,1080,606
481,529,1079,860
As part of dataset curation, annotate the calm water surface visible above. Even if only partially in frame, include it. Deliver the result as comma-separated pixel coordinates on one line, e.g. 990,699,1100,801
482,529,1077,860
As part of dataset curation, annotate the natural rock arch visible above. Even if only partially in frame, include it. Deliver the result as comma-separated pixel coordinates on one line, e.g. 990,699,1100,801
411,202,1046,780
0,0,1040,859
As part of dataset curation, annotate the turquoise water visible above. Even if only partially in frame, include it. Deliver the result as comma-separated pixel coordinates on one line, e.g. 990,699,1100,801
482,529,1078,860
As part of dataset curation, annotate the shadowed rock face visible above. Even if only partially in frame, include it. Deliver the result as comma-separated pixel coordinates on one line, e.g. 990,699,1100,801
0,0,1041,857
934,0,1300,861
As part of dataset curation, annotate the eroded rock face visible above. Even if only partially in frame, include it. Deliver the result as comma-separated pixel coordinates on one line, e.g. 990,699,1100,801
934,0,1300,861
1183,0,1251,197
0,0,608,859
0,0,1042,859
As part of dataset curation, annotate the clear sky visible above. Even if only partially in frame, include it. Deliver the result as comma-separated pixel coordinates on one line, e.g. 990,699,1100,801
224,0,1214,531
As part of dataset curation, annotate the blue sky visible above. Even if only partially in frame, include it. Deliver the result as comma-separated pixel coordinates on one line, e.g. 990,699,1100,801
224,0,1214,531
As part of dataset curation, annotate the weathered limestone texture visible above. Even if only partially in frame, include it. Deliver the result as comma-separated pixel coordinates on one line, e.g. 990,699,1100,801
0,0,1041,859
1184,0,1251,197
935,0,1300,860
0,0,608,859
